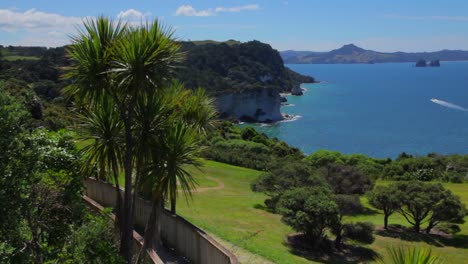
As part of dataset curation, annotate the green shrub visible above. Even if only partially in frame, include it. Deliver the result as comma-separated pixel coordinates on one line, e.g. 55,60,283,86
342,222,375,244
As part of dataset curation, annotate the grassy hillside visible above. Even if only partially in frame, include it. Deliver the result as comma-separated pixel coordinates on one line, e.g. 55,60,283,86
178,160,468,264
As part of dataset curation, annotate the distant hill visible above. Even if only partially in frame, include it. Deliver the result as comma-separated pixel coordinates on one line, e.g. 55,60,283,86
281,44,468,64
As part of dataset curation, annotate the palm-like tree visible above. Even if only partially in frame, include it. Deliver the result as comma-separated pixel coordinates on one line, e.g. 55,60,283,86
66,17,183,263
159,121,202,214
134,83,216,263
78,96,124,231
384,247,445,264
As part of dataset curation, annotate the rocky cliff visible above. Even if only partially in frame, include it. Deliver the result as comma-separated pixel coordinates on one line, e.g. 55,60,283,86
215,88,283,122
176,40,314,122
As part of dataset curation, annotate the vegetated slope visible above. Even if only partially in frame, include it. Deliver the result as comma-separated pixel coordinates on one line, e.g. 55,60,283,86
282,44,468,64
177,40,314,95
179,160,468,264
0,46,73,129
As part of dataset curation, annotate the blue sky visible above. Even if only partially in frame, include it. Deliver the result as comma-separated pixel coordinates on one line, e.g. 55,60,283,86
1,0,467,52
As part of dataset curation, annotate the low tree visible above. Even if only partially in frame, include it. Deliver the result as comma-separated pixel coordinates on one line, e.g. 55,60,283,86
425,190,466,233
396,182,442,232
252,160,326,210
368,185,402,229
395,182,466,233
323,163,374,195
277,187,339,247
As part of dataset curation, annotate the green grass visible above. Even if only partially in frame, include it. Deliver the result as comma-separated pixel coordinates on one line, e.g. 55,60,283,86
179,160,310,264
3,55,40,61
178,161,468,264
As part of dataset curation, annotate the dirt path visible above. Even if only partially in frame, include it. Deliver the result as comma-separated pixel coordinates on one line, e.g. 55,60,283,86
192,176,225,193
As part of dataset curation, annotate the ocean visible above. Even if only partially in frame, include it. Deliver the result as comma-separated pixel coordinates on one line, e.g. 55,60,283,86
245,62,468,158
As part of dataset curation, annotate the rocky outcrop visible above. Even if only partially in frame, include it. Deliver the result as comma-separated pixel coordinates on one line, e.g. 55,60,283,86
416,59,427,67
215,88,283,122
430,60,440,67
291,85,303,96
416,59,441,67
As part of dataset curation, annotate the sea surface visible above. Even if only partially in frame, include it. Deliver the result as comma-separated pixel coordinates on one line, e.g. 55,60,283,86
245,62,468,158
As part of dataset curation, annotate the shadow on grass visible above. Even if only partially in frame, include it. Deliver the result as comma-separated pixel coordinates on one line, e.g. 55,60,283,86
359,207,380,216
253,203,275,213
376,225,468,249
285,233,381,264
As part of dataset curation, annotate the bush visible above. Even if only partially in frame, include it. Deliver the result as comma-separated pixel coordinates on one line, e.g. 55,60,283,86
342,222,375,244
58,211,124,263
437,223,461,235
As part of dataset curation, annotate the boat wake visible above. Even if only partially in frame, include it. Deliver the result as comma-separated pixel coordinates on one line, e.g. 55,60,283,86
430,98,468,111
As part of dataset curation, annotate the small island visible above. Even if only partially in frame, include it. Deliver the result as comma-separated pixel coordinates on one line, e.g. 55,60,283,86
416,59,441,67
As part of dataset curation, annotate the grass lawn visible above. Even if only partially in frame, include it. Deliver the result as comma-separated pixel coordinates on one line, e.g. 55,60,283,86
177,160,468,264
3,55,40,61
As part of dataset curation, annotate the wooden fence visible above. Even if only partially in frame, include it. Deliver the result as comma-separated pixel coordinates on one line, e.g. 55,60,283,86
84,178,238,264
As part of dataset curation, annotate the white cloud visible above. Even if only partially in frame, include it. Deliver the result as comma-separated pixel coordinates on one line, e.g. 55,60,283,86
214,4,259,13
0,8,82,32
0,8,155,47
384,14,468,22
175,4,259,16
117,9,149,21
175,5,214,17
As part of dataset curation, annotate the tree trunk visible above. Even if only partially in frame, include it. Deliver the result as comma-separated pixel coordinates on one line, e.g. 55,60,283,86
426,221,435,234
136,196,163,264
414,221,420,233
334,229,342,249
120,112,134,264
170,196,176,215
113,164,123,236
384,214,389,229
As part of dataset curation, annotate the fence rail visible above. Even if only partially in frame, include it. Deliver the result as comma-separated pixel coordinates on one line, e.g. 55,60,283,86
84,178,238,264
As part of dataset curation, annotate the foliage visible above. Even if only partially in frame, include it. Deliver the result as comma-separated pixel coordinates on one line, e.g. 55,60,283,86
335,194,364,216
0,46,72,129
66,17,217,261
0,102,85,263
395,181,466,233
252,160,326,210
332,195,367,247
368,185,402,229
202,122,304,171
384,247,445,264
58,211,125,264
176,40,314,95
277,187,339,244
342,222,375,244
322,163,375,195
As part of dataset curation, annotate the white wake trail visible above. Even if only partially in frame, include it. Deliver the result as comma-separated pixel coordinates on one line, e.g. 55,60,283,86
430,98,468,111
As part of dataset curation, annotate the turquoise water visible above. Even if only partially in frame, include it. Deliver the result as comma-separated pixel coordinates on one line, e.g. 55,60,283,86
247,62,468,158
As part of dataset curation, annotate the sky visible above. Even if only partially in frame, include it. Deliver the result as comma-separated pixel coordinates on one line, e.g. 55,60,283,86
1,0,468,52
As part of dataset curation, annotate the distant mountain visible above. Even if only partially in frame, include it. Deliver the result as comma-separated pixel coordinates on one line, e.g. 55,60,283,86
281,44,468,64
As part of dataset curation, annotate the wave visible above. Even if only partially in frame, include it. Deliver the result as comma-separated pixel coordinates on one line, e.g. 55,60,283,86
430,98,468,111
280,114,303,123
282,103,296,107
